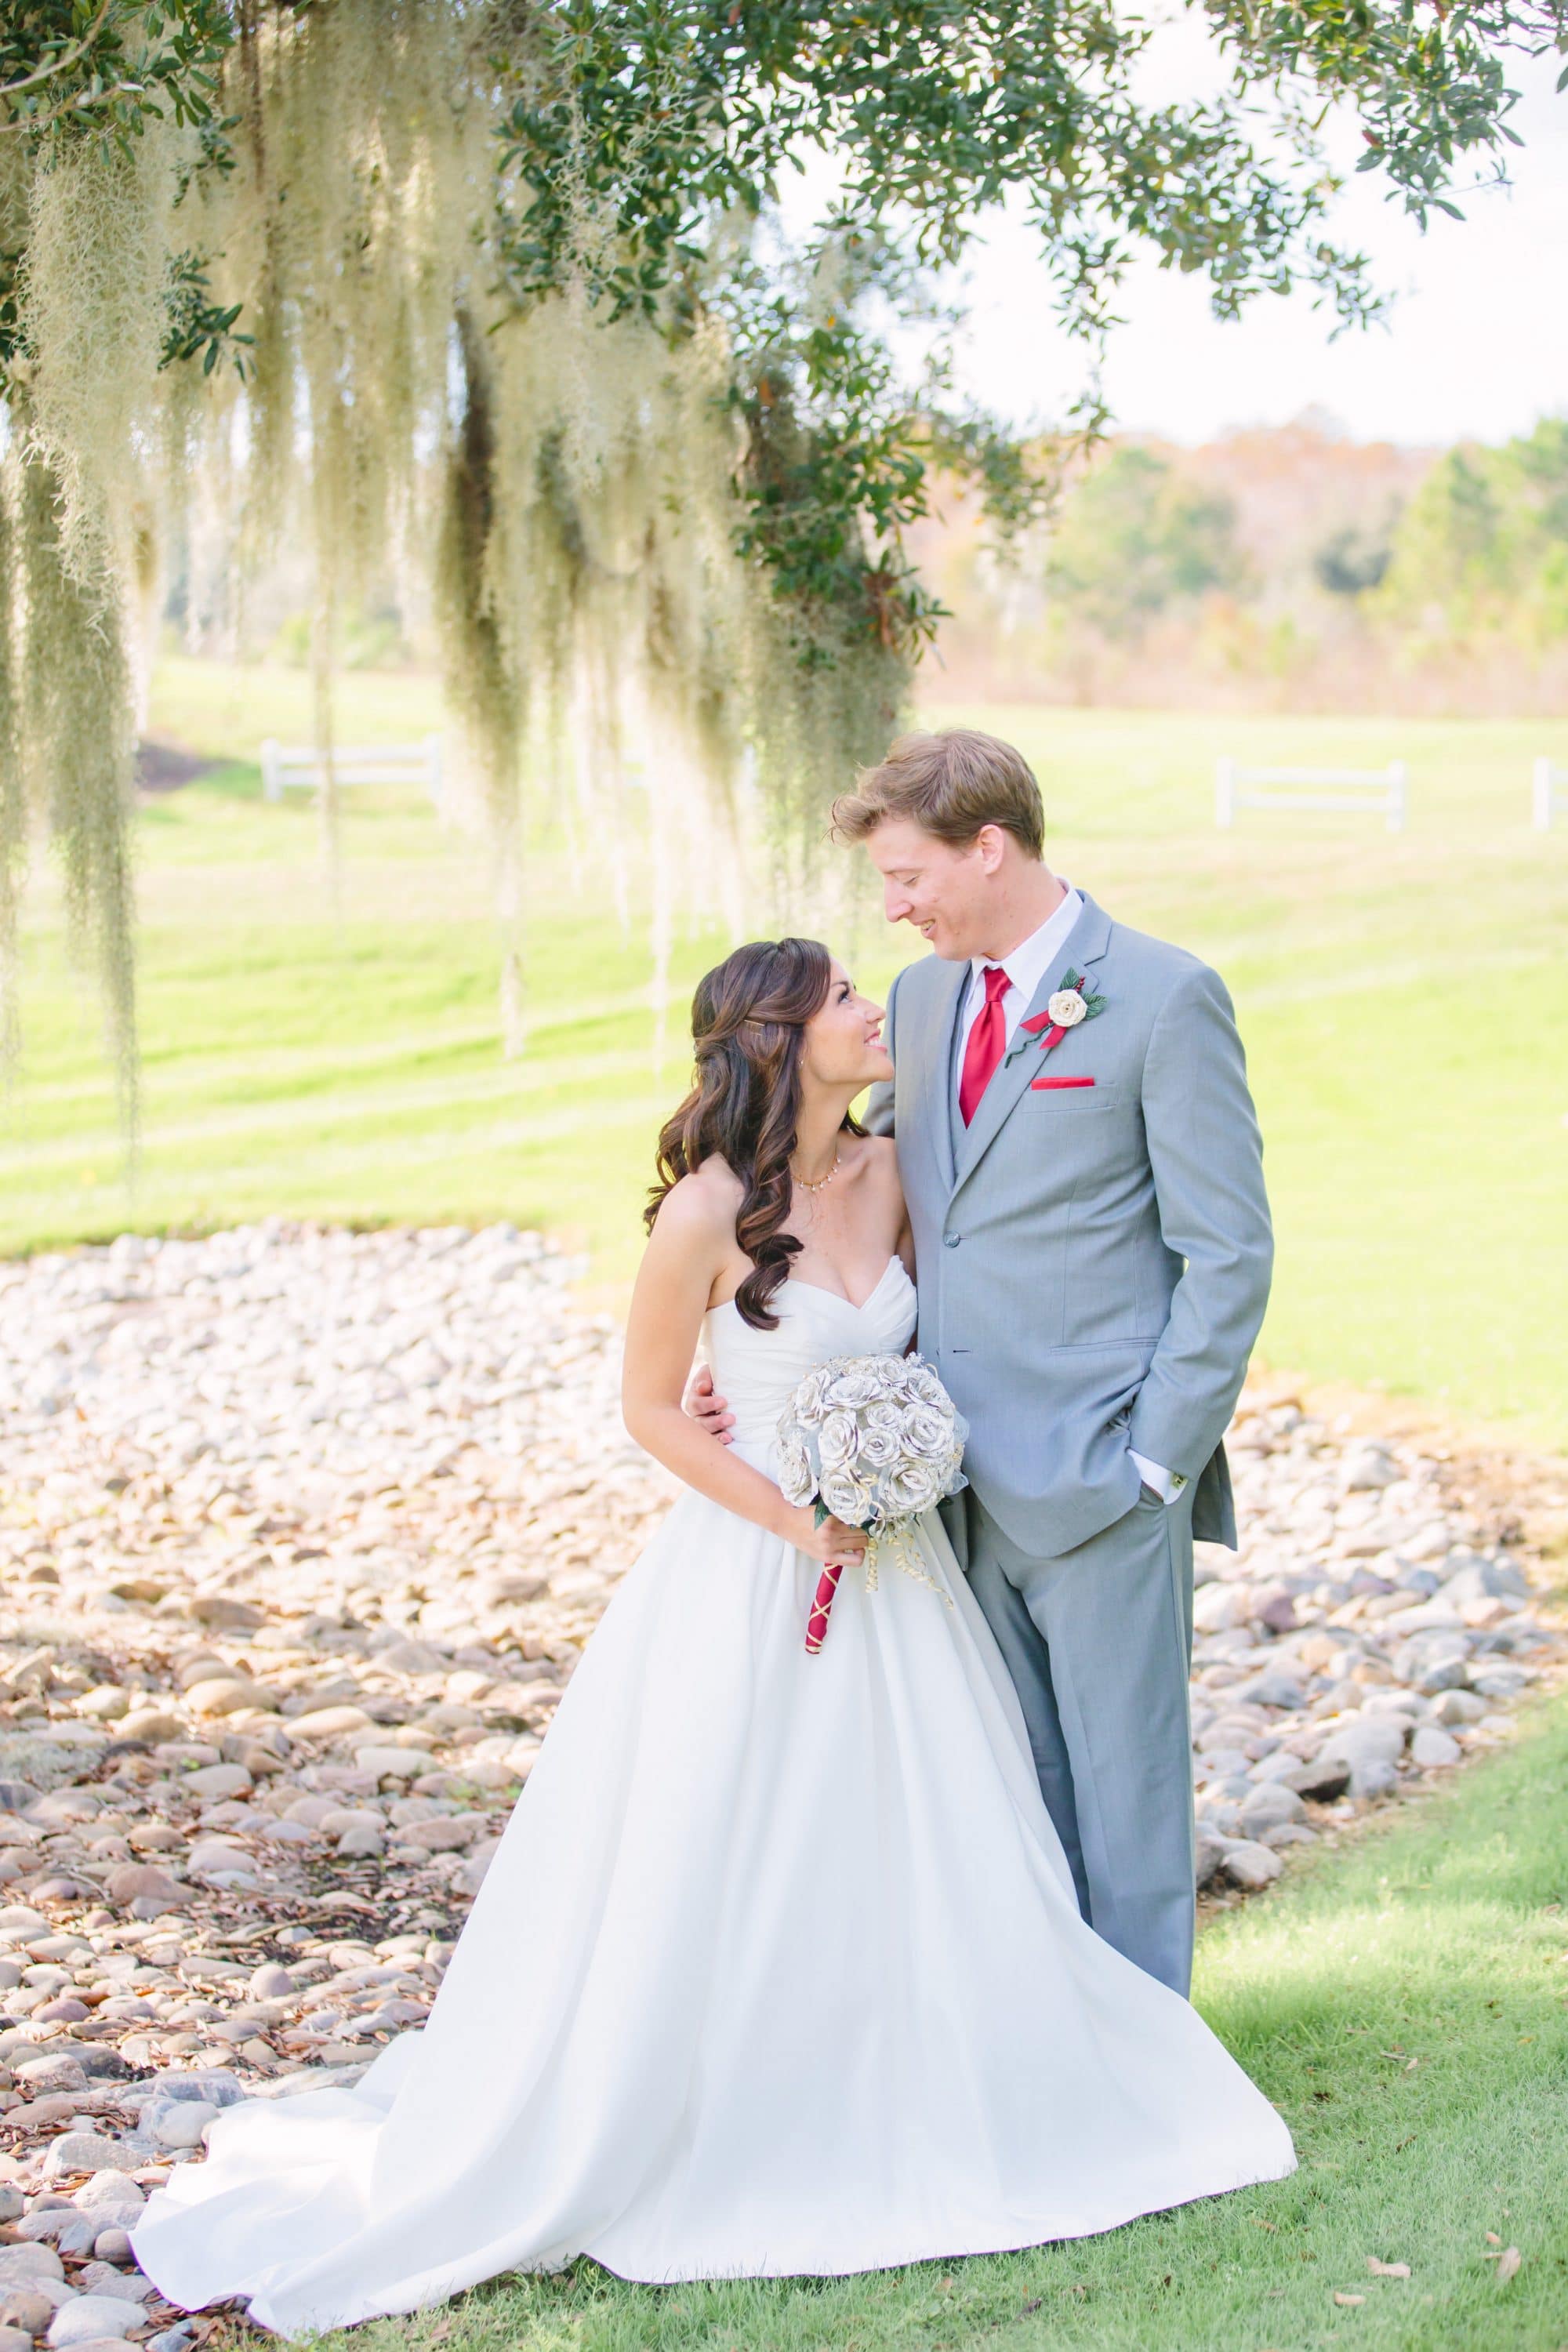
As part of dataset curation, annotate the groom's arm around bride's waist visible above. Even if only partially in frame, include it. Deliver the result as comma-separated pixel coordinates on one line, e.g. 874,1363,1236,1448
1126,959,1272,1489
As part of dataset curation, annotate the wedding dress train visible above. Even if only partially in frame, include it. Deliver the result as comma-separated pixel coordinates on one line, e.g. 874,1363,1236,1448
131,1258,1294,2330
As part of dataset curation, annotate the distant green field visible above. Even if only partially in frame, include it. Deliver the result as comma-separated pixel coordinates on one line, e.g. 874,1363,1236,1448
3,662,1564,1452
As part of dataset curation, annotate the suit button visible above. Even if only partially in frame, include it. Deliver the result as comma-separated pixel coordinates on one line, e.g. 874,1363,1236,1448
943,1233,960,1248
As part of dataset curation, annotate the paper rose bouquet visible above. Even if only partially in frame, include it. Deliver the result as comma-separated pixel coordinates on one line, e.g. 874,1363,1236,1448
775,1352,968,1653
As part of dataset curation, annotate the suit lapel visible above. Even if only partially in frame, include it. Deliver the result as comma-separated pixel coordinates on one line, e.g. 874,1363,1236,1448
916,957,967,1192
951,893,1113,1198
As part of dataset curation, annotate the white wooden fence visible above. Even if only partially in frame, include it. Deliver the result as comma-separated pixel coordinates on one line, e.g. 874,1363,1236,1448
1532,757,1568,832
260,735,445,808
1215,757,1407,834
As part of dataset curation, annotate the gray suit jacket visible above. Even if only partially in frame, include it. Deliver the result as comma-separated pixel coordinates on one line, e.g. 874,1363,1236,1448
865,891,1271,1558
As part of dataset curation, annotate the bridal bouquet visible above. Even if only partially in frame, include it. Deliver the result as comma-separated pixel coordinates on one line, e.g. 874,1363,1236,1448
776,1352,968,1653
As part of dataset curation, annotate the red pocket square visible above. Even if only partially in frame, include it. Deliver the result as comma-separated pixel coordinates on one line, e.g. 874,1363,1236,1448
1032,1074,1095,1091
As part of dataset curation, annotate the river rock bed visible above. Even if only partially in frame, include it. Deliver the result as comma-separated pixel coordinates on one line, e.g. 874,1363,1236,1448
0,1220,1556,2338
1191,1404,1560,1898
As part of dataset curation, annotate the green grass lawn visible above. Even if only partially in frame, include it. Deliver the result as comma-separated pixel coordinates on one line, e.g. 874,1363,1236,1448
2,666,1565,1451
312,1690,1568,2352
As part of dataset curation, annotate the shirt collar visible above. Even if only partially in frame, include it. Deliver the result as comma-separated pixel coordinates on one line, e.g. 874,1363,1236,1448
970,883,1083,1004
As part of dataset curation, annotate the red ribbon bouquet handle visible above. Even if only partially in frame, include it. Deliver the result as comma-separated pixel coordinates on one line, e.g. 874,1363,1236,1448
805,1563,843,1654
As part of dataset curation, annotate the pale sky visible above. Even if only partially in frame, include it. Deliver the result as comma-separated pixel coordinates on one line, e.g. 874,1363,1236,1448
780,25,1568,448
948,37,1568,446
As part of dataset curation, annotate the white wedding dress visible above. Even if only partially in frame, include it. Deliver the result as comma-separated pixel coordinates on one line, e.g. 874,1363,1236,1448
132,1259,1294,2330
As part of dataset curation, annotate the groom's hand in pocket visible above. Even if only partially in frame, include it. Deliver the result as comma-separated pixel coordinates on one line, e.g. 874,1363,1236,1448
684,1363,735,1445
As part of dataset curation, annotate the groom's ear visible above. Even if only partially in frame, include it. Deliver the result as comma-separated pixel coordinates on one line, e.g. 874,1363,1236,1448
973,823,1010,875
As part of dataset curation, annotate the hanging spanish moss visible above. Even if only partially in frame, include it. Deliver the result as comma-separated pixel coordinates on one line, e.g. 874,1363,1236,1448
14,428,140,1139
0,0,919,1119
16,120,175,602
0,456,23,1083
434,305,526,1050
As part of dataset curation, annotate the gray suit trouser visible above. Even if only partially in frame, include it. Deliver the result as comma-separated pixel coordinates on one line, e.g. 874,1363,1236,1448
949,1486,1198,1997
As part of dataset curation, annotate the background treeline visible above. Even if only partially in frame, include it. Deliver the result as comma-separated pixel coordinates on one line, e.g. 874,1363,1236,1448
199,409,1568,718
912,412,1568,714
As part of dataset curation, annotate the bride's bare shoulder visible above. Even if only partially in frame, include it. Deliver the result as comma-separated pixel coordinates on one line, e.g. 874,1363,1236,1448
850,1132,901,1187
648,1159,744,1247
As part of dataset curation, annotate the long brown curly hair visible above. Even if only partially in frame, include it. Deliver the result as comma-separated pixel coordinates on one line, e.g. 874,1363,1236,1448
646,937,864,1330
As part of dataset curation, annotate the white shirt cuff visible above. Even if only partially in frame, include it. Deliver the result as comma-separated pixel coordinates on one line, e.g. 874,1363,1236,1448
1131,1450,1186,1504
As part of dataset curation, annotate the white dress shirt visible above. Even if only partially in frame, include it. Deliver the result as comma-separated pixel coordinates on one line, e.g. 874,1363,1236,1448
956,884,1185,1508
955,885,1084,1075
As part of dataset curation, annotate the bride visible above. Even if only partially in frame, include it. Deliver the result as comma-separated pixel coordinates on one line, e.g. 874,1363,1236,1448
131,936,1294,2332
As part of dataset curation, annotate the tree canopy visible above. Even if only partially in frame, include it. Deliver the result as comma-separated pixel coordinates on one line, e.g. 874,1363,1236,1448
1,0,1563,1109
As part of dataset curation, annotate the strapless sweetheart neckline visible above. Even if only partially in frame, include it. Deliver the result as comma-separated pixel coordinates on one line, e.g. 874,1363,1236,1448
712,1254,907,1319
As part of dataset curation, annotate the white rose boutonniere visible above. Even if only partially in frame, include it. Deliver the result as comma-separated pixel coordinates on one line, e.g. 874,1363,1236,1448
1010,965,1109,1092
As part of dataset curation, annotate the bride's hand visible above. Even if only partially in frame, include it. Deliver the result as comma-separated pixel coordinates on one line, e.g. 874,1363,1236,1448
782,1505,866,1570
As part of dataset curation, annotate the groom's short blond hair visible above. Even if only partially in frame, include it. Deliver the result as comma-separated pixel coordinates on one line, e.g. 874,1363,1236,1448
831,728,1044,858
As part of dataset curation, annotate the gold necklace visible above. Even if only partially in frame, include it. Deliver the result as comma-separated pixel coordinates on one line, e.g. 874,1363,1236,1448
793,1145,841,1195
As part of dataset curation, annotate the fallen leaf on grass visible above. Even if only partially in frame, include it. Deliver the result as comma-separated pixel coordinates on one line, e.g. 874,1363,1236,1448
1250,2216,1278,2232
1494,2248,1523,2282
1334,2290,1366,2306
1367,2258,1411,2278
1486,2230,1502,2245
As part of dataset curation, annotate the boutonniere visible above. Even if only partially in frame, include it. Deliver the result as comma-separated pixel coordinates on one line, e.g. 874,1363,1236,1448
1005,967,1107,1069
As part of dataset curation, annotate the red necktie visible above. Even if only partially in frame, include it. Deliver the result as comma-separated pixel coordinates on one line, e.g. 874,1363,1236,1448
958,964,1011,1127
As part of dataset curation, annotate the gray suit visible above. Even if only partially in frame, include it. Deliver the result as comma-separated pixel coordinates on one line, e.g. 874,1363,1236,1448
866,890,1271,1993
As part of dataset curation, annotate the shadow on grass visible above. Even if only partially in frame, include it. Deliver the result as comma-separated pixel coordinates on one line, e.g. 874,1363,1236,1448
136,754,262,807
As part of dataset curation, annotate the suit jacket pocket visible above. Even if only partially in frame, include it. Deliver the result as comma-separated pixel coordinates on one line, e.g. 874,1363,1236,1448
1029,1079,1124,1107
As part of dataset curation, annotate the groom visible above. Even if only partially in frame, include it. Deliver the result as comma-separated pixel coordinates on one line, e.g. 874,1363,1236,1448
838,728,1272,1997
